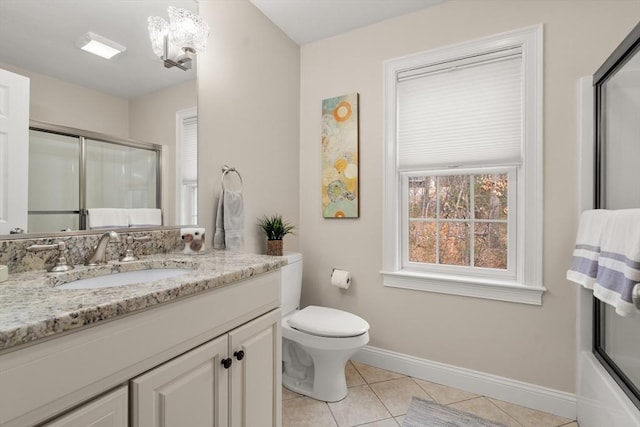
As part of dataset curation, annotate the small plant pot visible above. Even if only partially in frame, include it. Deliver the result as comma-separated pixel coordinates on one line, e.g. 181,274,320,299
266,239,283,256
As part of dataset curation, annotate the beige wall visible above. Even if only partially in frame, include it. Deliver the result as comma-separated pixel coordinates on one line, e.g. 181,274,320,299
1,63,130,138
129,79,198,226
198,0,300,254
299,0,640,393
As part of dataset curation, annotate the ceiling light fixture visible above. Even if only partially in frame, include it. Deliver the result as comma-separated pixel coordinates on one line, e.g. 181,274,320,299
77,32,126,60
148,6,210,71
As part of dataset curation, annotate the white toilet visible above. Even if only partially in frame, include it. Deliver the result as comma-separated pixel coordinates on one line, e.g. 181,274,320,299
281,252,370,402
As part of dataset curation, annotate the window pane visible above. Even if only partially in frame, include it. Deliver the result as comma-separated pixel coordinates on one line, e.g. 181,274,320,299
409,221,436,263
439,221,469,266
474,222,508,269
406,172,510,270
474,174,508,220
438,175,470,219
409,176,436,218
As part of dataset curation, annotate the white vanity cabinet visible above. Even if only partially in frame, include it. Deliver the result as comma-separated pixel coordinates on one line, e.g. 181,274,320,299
131,309,281,427
41,386,128,427
0,270,282,427
228,309,281,426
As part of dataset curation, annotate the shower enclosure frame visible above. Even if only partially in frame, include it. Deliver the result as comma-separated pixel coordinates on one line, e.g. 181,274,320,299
28,120,162,232
593,20,640,412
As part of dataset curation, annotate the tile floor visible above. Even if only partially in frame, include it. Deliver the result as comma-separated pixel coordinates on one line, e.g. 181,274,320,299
282,361,579,427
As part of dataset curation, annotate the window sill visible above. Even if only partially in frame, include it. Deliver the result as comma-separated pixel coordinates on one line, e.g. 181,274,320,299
381,270,545,305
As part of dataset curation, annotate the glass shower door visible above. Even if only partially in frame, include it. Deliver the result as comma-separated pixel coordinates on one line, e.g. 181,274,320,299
27,124,162,233
28,130,80,233
597,306,640,404
85,139,159,209
594,28,640,408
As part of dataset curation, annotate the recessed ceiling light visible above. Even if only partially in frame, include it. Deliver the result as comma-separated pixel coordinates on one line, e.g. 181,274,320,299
77,32,126,59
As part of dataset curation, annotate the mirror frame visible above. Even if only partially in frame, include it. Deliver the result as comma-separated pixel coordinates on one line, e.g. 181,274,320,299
0,225,183,241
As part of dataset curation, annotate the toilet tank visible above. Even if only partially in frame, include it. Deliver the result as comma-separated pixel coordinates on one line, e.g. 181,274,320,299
281,252,303,316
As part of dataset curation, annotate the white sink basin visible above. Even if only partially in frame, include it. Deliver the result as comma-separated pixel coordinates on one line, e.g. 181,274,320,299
56,268,192,290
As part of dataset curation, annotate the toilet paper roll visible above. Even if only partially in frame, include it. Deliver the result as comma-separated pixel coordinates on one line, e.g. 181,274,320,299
331,268,351,289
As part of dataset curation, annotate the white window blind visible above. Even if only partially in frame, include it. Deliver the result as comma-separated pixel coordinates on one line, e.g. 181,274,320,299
181,116,198,182
397,48,523,169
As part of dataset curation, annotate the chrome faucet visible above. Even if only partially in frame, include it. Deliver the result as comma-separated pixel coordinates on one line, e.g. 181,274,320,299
85,231,121,266
119,234,152,262
27,241,74,272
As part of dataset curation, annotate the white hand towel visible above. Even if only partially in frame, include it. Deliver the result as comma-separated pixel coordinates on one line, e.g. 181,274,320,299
213,194,226,249
567,209,640,317
128,208,162,227
223,190,244,251
213,189,244,250
87,208,129,230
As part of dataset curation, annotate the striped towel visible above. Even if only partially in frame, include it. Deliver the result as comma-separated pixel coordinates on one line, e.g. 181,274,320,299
567,209,640,317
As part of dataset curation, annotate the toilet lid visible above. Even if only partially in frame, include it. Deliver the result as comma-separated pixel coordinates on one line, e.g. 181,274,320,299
288,306,369,338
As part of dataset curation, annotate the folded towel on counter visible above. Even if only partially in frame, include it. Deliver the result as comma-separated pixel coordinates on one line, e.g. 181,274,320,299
567,209,640,317
128,208,162,227
87,208,129,229
213,189,244,251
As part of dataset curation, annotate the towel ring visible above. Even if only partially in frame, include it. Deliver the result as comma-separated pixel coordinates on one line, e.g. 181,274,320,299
221,165,243,191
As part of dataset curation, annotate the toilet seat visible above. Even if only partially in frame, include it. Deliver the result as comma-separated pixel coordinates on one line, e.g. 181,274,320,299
288,305,369,338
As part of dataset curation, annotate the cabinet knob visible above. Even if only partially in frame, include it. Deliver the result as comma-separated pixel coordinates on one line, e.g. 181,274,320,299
234,350,245,361
221,358,232,369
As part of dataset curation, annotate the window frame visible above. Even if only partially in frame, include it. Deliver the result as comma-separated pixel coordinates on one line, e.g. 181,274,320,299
175,107,198,225
382,25,545,305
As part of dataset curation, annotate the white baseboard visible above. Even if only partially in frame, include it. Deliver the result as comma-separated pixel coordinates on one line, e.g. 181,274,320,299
352,345,576,420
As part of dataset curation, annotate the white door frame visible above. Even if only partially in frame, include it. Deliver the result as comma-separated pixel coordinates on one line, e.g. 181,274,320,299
0,69,29,234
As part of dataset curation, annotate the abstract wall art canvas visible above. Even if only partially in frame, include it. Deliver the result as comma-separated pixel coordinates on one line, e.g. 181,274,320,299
321,92,359,218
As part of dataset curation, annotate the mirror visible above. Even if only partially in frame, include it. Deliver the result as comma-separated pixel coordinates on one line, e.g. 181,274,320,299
0,0,200,238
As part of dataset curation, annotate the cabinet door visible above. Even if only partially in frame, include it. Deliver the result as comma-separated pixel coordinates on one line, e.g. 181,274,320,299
42,385,127,427
131,335,229,427
229,309,281,427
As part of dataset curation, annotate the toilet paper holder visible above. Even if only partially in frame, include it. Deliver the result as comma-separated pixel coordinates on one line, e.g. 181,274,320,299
330,268,352,289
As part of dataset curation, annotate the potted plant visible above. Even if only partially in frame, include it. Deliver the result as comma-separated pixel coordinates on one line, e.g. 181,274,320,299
258,214,295,256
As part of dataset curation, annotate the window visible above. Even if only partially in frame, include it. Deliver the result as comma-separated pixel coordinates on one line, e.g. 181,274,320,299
176,108,198,225
404,170,514,271
382,26,544,304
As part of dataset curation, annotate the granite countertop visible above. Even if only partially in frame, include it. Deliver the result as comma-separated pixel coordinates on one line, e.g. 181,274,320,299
0,251,286,352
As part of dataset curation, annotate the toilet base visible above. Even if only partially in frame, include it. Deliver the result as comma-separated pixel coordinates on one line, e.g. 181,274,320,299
282,350,349,402
281,331,369,402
